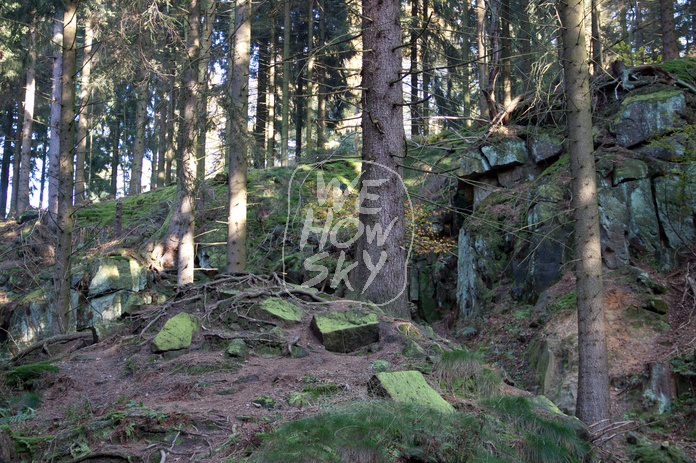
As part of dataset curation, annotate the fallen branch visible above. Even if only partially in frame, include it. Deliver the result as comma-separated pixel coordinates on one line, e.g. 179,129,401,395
6,332,94,365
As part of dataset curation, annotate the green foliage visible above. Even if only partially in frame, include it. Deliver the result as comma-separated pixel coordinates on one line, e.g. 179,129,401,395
4,360,59,389
660,58,696,85
434,349,501,397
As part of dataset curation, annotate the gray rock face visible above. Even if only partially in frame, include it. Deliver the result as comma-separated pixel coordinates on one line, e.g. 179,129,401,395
310,309,379,353
598,187,630,269
528,132,564,164
458,149,492,179
624,179,661,252
481,137,528,169
654,174,696,249
612,89,685,147
88,257,147,297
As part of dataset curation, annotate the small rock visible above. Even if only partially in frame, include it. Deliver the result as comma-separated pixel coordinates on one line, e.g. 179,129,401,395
644,296,669,315
252,298,305,326
310,308,379,353
252,394,280,410
371,360,391,373
368,370,454,414
150,312,201,353
402,339,426,359
225,339,247,358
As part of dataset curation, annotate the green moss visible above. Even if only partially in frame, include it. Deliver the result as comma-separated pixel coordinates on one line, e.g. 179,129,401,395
434,349,501,397
4,360,59,389
368,370,455,414
661,58,696,83
253,298,304,325
150,312,201,353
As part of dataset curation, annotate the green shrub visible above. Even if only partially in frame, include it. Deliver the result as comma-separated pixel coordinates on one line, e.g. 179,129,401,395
4,361,59,389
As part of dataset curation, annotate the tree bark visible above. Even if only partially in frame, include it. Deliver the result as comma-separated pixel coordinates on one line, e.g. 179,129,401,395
110,94,121,198
316,0,326,151
501,0,512,108
280,0,291,165
55,0,79,334
519,0,532,83
48,8,63,218
590,0,603,74
420,0,430,135
11,96,24,215
156,83,168,188
0,107,15,218
74,17,94,204
475,0,489,119
560,0,610,426
305,0,314,156
660,0,679,60
129,82,148,196
354,0,408,318
165,82,177,186
17,18,37,214
410,0,420,138
295,78,304,160
254,36,269,168
197,0,215,180
267,31,277,165
177,0,200,286
226,0,251,273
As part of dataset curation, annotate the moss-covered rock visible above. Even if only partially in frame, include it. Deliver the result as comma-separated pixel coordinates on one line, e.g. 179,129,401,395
88,257,147,297
612,89,686,147
528,131,563,164
654,174,696,249
371,360,391,373
402,339,426,359
623,179,661,252
150,312,200,353
226,339,247,358
644,295,669,315
367,370,454,414
251,298,304,326
627,434,693,463
458,149,492,179
613,159,649,185
598,186,630,269
310,308,379,353
252,394,280,409
481,137,528,169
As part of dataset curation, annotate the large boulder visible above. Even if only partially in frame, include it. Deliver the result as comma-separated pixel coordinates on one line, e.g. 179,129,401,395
598,187,630,269
251,298,305,327
88,257,147,297
367,370,455,414
150,312,201,353
623,179,661,252
527,132,563,164
458,149,492,179
310,308,379,353
612,89,686,147
654,174,696,249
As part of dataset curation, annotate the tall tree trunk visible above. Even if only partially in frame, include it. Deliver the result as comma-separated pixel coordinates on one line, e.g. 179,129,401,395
590,0,603,74
410,0,419,138
281,0,291,165
660,0,679,60
178,0,200,286
354,0,408,318
255,37,269,168
165,83,177,185
501,0,511,108
634,0,644,64
316,0,326,151
197,0,215,180
48,8,63,218
11,98,24,215
560,0,610,426
17,18,37,214
38,133,48,208
519,0,532,83
487,0,501,119
295,78,304,160
74,17,94,204
130,82,148,196
475,0,489,119
55,0,79,334
0,107,14,218
267,33,277,165
226,0,251,273
420,0,430,136
110,96,121,197
156,84,168,188
305,0,314,157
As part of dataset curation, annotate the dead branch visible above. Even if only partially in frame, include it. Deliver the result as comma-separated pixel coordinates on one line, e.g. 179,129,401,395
5,332,94,366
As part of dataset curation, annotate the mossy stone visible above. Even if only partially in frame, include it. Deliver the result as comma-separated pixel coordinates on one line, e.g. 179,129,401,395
627,437,692,463
226,339,247,358
310,309,380,353
252,394,279,409
150,313,200,353
529,395,589,441
402,339,426,359
644,295,669,315
371,360,391,373
612,89,685,147
613,159,649,185
367,370,454,414
88,257,147,297
252,298,304,326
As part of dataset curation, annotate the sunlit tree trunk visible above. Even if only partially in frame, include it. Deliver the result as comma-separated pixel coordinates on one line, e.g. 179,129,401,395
165,83,177,185
501,0,511,108
660,0,678,60
255,37,269,168
48,8,63,218
156,84,168,188
75,17,94,204
295,78,303,160
129,82,147,196
560,0,610,426
177,0,200,286
55,0,79,334
110,94,121,197
267,32,277,165
280,0,291,165
226,0,250,273
354,0,408,318
17,18,37,214
420,0,430,135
